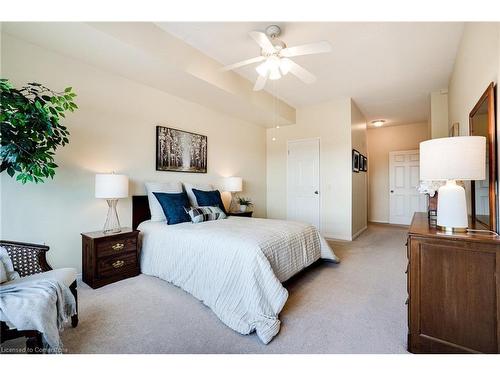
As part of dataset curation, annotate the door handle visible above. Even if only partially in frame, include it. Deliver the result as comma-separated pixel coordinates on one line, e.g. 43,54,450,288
390,190,394,193
314,191,319,195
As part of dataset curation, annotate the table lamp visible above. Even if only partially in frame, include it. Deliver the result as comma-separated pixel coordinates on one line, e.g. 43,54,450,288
420,136,486,233
224,177,242,212
95,173,129,233
224,176,242,193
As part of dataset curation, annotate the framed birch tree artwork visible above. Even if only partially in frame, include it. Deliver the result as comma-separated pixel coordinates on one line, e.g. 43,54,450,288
156,126,207,173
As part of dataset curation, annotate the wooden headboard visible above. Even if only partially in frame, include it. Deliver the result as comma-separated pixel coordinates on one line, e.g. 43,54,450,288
132,195,150,230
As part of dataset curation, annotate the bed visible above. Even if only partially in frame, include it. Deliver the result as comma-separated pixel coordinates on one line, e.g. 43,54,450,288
132,195,339,344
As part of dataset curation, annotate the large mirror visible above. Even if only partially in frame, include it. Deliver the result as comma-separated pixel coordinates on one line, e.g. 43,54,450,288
470,82,497,231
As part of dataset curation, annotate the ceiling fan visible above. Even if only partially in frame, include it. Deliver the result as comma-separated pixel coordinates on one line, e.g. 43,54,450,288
221,25,332,91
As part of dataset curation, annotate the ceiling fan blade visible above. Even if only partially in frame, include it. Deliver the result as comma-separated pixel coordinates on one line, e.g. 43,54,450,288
249,31,275,53
281,41,332,57
287,60,316,84
253,72,269,91
221,56,266,71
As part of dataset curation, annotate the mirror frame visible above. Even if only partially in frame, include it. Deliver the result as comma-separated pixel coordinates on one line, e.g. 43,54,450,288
469,82,497,231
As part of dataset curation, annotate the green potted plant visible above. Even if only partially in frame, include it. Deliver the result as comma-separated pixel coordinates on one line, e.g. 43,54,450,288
237,197,253,212
0,79,77,184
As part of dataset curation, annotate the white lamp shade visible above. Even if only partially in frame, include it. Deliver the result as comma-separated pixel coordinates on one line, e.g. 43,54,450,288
420,136,486,181
224,177,242,192
95,174,129,199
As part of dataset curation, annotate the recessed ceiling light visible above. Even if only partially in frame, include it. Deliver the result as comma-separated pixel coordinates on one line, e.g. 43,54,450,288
371,120,386,127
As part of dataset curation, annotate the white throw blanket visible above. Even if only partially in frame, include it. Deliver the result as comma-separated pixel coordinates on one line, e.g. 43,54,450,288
139,217,338,344
0,278,76,351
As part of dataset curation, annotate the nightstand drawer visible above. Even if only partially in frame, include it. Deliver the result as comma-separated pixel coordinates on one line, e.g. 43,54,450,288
97,252,138,278
96,236,137,258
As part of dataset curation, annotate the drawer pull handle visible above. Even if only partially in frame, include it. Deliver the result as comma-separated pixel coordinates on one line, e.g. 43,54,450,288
112,243,124,251
112,260,125,268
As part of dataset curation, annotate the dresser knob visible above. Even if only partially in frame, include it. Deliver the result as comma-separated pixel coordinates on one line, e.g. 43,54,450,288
112,243,124,251
112,260,125,268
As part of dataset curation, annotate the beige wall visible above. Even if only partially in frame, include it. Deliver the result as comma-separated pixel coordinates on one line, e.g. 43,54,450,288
1,34,267,272
266,98,353,240
448,22,500,223
367,122,429,223
351,100,368,237
448,23,499,138
430,91,449,138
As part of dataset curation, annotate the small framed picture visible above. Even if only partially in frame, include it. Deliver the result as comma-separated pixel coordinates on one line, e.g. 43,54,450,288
352,149,360,173
362,156,368,172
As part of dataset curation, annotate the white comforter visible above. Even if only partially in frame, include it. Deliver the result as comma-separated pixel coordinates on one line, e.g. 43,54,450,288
139,217,338,344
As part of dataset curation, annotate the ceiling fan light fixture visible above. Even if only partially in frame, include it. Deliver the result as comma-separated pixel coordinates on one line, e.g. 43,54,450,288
279,58,292,75
256,61,269,77
267,56,280,70
269,68,281,80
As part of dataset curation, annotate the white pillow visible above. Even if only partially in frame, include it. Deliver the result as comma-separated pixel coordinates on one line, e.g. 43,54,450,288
183,183,214,207
145,181,183,222
0,246,20,282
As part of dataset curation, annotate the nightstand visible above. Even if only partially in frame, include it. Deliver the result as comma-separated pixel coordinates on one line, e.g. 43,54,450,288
81,228,140,289
228,211,253,217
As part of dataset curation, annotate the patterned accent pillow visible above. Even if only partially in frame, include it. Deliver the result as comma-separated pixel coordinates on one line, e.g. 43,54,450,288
185,206,227,223
192,189,227,214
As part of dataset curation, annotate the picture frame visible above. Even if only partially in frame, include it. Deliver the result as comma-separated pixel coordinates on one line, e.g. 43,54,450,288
362,156,368,172
352,149,360,173
156,126,207,173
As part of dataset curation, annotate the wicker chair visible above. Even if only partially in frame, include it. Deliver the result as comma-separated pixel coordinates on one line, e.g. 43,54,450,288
0,240,78,352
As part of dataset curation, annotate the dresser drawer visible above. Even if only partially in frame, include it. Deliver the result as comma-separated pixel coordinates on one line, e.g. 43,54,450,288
96,236,137,258
97,252,138,278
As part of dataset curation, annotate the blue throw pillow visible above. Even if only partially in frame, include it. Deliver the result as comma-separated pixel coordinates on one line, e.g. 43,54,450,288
153,192,191,225
192,189,227,214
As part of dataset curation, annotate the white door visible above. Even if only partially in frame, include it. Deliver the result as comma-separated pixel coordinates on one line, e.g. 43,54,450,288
287,139,320,229
389,150,427,225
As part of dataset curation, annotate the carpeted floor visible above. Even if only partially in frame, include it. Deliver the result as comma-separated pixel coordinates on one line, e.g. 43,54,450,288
5,224,410,354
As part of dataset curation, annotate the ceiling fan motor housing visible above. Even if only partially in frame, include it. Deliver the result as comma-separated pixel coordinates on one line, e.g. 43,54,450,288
262,25,286,54
265,25,282,38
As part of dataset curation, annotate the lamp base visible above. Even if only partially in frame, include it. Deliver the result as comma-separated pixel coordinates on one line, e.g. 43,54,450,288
436,180,468,233
436,225,468,234
103,199,122,234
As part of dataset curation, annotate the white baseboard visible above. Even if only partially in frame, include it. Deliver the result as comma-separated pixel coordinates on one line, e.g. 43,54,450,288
322,233,352,242
369,219,389,224
351,226,368,240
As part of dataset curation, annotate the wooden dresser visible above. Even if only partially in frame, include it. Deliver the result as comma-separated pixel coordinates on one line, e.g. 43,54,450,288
407,212,500,353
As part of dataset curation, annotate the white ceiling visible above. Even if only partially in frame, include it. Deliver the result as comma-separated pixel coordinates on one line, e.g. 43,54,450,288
2,22,295,127
159,22,464,126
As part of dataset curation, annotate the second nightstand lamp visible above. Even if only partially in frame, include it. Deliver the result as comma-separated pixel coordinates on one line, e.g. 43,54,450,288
95,173,129,234
224,176,242,212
